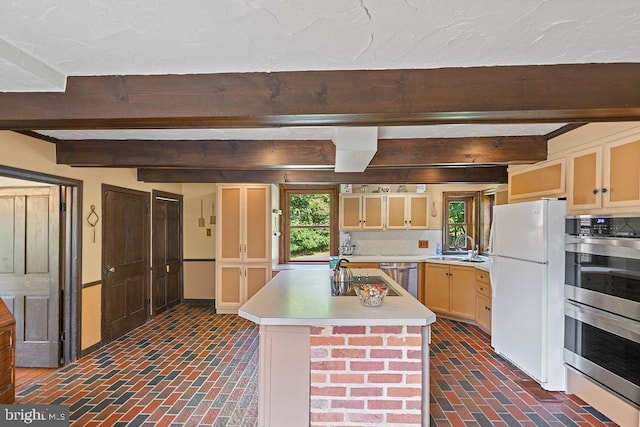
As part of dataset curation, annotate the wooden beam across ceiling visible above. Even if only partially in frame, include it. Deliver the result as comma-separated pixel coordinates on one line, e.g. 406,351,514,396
54,136,547,168
137,166,508,184
1,63,639,129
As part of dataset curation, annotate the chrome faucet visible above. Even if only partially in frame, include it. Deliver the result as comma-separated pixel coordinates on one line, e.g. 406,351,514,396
455,234,479,259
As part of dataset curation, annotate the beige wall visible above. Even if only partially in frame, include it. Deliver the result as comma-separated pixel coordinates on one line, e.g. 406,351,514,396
81,285,102,349
0,131,182,350
181,184,216,300
182,184,216,259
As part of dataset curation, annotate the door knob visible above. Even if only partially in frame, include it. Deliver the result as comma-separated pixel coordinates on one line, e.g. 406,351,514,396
107,267,115,273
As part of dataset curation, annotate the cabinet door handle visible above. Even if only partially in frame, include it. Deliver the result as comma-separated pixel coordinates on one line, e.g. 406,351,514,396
593,188,599,194
602,188,608,193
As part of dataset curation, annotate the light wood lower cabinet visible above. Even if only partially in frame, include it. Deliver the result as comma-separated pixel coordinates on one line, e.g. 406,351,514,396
216,264,271,314
346,262,379,269
424,263,476,321
424,263,491,332
475,269,492,335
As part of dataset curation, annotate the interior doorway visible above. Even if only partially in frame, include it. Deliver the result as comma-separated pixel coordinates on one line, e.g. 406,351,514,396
152,191,183,316
102,185,150,343
0,166,82,367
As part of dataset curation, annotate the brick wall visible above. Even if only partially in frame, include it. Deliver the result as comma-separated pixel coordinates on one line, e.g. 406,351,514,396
309,325,425,426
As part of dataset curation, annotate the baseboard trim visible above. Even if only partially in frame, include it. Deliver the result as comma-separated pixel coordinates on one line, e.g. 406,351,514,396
182,298,215,306
81,341,102,358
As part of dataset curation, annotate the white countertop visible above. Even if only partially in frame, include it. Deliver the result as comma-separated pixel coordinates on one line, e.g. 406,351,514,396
238,268,436,327
344,254,490,271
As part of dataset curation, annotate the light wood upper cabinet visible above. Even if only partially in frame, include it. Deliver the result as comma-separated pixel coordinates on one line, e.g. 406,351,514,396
568,146,602,211
339,194,385,231
340,193,429,231
568,138,640,213
407,194,429,229
339,195,362,230
385,194,429,230
218,184,270,263
604,138,640,208
509,158,566,202
362,195,385,230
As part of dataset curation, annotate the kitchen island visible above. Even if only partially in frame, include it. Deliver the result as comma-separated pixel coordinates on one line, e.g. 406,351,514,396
239,268,436,427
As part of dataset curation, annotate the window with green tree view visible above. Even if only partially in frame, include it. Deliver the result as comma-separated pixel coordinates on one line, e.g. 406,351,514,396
442,192,479,252
280,185,338,263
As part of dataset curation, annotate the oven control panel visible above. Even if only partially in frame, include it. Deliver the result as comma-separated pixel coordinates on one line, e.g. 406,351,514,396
566,216,640,238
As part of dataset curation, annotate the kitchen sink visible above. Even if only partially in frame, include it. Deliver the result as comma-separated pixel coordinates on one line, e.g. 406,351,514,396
428,255,487,263
331,275,400,296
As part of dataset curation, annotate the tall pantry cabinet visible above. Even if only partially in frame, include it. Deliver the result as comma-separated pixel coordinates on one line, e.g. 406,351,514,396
216,184,273,314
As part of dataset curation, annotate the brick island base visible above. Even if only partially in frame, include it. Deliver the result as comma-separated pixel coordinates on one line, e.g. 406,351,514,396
258,324,430,426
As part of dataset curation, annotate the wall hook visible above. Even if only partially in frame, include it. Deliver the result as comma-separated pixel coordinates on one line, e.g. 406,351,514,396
86,204,99,243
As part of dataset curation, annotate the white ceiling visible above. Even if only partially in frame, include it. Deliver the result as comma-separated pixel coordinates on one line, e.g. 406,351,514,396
1,0,639,141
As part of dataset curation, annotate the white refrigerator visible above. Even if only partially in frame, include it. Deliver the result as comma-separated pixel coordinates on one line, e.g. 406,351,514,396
489,199,566,391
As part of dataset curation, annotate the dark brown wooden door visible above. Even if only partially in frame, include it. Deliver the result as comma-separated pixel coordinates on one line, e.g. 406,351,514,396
152,192,182,315
102,186,149,343
0,186,60,367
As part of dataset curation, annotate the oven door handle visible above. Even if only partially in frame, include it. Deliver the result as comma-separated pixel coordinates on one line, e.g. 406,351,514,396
566,235,640,260
565,300,640,344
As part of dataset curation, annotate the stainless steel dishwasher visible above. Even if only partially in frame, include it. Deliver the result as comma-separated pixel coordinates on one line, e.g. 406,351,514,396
379,262,418,298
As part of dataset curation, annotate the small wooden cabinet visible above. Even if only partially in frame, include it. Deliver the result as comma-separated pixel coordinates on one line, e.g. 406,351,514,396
509,158,565,202
340,193,429,231
424,263,476,321
475,269,492,334
216,184,272,314
0,299,15,404
339,194,385,231
346,262,379,269
385,194,429,230
568,138,640,213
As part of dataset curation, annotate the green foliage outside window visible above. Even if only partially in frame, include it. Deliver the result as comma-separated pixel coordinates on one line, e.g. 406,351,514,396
448,201,467,249
289,194,331,258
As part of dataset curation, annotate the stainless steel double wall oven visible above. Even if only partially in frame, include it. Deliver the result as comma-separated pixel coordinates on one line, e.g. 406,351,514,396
565,216,640,408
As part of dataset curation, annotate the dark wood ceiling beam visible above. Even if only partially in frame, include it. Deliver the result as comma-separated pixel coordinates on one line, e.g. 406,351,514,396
369,136,546,166
55,139,335,168
1,63,639,129
56,136,546,167
137,166,508,184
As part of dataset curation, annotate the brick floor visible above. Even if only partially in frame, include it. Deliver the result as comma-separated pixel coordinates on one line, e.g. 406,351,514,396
16,304,617,426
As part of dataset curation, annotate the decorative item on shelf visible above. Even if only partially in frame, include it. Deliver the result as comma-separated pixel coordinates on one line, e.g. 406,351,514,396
380,186,390,193
416,184,426,193
198,200,205,227
360,184,369,193
210,202,215,224
86,205,99,243
343,184,352,193
431,200,437,217
397,184,407,192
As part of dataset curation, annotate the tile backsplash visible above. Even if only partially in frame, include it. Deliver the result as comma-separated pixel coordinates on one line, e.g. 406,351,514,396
341,230,442,256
